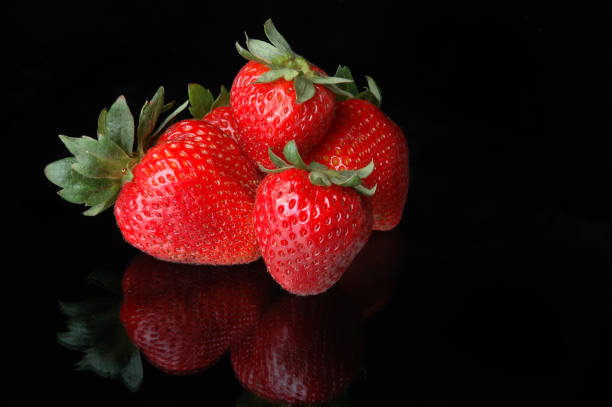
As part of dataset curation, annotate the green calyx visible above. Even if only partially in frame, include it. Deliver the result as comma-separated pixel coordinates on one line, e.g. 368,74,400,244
235,19,354,104
188,83,230,119
45,86,189,216
332,65,382,107
259,140,377,197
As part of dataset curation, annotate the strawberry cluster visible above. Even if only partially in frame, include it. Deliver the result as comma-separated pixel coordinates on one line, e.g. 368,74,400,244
46,19,410,296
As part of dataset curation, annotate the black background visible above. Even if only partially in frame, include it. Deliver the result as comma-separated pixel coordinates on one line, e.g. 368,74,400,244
7,1,612,405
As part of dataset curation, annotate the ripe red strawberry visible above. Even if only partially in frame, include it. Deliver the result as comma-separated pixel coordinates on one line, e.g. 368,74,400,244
230,19,353,168
253,141,374,295
120,254,274,375
306,67,410,231
203,105,239,142
231,288,363,404
184,83,240,143
45,87,262,264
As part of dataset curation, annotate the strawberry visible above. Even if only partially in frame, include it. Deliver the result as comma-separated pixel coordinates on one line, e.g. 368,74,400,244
305,66,410,231
253,141,374,295
231,288,363,405
120,254,274,375
45,87,262,264
184,83,240,143
230,19,353,168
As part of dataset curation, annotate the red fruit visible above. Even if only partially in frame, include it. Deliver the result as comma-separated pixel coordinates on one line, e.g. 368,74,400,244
230,19,351,168
231,61,336,168
203,105,239,143
120,254,273,375
45,87,262,265
307,98,409,231
185,83,240,143
231,289,363,404
115,119,262,264
253,141,374,295
302,66,410,231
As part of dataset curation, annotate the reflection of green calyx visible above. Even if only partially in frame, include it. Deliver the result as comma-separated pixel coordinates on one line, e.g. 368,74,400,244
259,140,377,197
333,65,382,107
188,83,230,119
236,19,354,104
45,87,188,216
57,271,143,392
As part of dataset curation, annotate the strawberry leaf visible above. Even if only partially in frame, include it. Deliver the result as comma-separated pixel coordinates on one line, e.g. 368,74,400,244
263,19,293,54
354,183,377,197
365,75,382,104
47,86,186,215
188,83,214,119
58,135,132,179
136,87,165,156
189,84,230,119
310,75,354,85
330,172,362,187
354,75,383,107
259,140,377,196
334,65,359,96
82,182,122,216
268,147,292,170
237,19,354,104
333,66,383,107
147,100,189,149
46,158,118,203
282,139,308,169
309,171,332,186
254,68,299,84
161,101,175,113
46,157,123,216
354,160,375,179
246,37,289,66
97,108,108,138
210,85,230,110
236,41,268,65
106,96,135,154
294,75,316,104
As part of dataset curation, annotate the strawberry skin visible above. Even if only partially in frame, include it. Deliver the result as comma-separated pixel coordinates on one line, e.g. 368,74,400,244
253,168,373,295
231,289,363,404
203,106,239,143
115,119,262,265
306,99,409,231
230,61,336,168
120,254,273,375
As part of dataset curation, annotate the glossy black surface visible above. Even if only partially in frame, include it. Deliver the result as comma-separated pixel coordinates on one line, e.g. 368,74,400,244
9,2,612,405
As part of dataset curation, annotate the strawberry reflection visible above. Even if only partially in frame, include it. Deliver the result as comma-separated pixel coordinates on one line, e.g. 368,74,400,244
120,255,274,375
229,229,402,404
231,288,364,405
57,230,402,399
57,254,274,390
